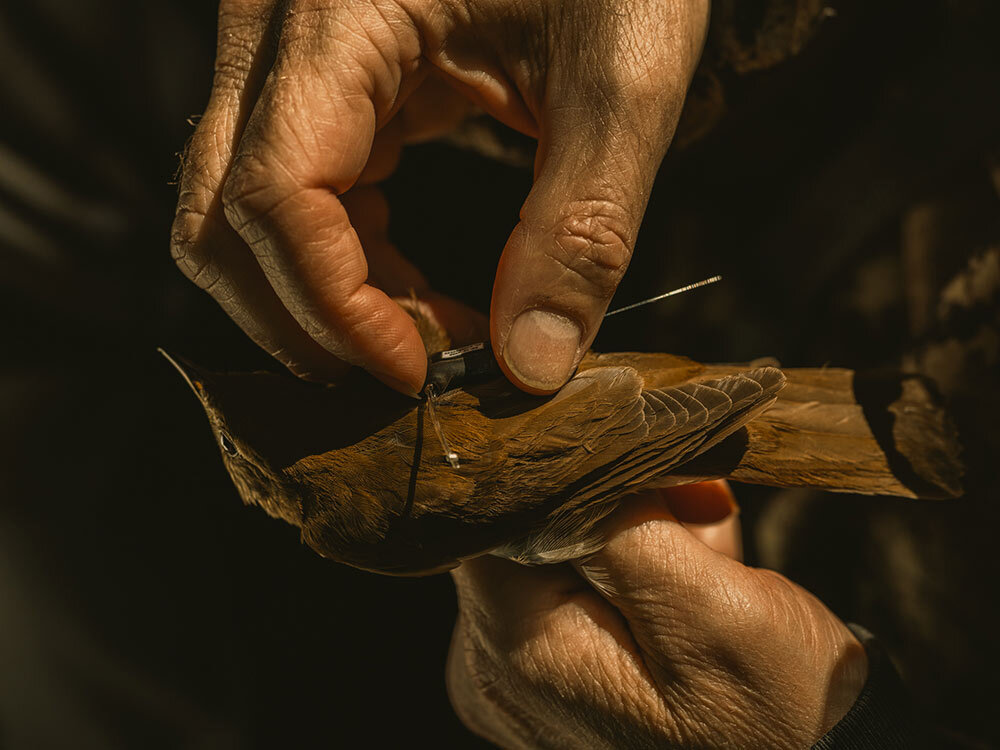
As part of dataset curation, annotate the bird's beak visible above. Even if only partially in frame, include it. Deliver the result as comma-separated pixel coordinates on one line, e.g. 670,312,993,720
158,348,211,402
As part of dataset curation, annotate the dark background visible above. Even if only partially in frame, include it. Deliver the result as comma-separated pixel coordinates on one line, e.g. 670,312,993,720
1,0,998,747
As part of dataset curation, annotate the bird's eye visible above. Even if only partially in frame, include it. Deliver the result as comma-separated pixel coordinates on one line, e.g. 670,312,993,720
219,432,239,457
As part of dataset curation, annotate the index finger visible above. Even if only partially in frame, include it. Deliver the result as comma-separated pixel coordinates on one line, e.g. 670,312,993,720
221,4,428,393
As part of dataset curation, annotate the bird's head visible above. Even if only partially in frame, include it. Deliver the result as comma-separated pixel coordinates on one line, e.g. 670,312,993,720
159,350,416,536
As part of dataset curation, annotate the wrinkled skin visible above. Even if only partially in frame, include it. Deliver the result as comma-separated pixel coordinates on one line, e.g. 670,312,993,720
448,484,868,748
171,0,710,394
174,2,868,744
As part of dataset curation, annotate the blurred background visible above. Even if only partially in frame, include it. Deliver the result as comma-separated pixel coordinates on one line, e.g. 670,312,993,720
1,0,998,747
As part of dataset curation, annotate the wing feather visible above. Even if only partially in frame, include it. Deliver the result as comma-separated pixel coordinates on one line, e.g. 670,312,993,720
496,367,786,564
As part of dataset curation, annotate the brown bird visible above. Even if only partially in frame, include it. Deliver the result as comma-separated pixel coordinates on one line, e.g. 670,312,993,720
163,339,962,577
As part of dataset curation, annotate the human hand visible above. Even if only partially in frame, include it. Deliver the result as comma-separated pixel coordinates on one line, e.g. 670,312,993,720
172,0,710,394
447,482,868,748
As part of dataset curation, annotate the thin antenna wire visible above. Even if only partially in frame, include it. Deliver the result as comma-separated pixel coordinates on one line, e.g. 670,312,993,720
604,275,722,318
424,384,460,469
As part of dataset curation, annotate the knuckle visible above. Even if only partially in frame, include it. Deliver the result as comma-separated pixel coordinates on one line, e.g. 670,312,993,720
220,152,287,232
220,153,260,218
212,8,266,88
171,125,233,281
550,198,634,297
169,213,227,298
172,123,231,244
169,206,204,271
180,107,232,183
212,54,253,92
509,605,580,683
171,172,215,278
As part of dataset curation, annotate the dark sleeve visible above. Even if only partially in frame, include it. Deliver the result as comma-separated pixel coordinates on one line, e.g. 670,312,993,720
811,625,925,750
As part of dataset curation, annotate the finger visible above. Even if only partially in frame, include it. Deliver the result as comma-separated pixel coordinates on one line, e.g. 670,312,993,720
662,481,743,562
340,188,427,296
344,187,488,351
171,1,348,381
452,555,588,627
573,490,749,618
450,556,676,746
447,562,569,748
574,504,867,747
356,116,404,186
221,3,430,394
445,613,528,748
489,68,688,394
685,510,743,563
663,480,737,525
568,492,760,722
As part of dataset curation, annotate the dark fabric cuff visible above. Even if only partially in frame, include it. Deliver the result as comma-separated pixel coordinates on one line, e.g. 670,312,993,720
811,625,925,750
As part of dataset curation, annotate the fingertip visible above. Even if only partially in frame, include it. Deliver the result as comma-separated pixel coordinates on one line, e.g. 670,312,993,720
340,288,428,395
490,224,590,395
660,482,742,562
494,308,583,394
369,337,426,397
662,480,738,525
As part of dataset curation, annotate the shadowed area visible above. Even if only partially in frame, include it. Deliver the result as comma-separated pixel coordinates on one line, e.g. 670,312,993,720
167,358,417,470
1,0,994,744
852,370,963,500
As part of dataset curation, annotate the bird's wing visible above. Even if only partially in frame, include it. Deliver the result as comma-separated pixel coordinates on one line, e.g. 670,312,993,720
586,369,783,499
492,366,785,563
495,365,784,503
590,366,786,495
493,365,653,494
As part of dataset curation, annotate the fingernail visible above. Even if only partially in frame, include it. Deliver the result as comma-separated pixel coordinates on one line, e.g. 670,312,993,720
502,309,582,392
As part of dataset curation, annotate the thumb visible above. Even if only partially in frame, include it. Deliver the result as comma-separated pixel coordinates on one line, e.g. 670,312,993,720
490,94,675,394
572,490,750,620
